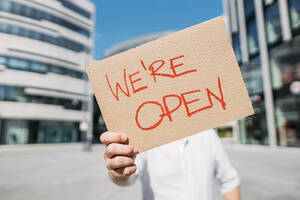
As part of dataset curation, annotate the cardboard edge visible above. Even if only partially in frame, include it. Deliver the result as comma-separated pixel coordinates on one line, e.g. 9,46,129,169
84,16,255,153
88,16,224,69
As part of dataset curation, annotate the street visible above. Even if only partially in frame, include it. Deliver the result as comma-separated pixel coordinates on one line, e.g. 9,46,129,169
0,143,299,200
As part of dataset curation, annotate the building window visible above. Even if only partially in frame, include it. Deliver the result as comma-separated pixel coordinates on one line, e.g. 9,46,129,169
239,54,267,146
269,37,300,147
263,0,270,5
244,0,255,20
249,55,261,65
1,85,87,111
8,57,29,70
1,54,85,80
58,0,91,19
289,0,300,32
2,120,29,144
217,127,233,138
247,19,259,56
38,121,79,143
0,23,6,33
0,85,5,101
5,86,28,102
0,120,81,144
0,0,10,12
0,55,7,65
67,70,83,79
241,66,263,95
0,0,90,37
31,62,48,73
232,33,242,63
50,65,66,75
0,23,90,53
264,1,282,45
240,56,263,96
239,101,268,145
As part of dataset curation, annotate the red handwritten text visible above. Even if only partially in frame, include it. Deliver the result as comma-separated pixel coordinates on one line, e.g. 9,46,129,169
105,54,197,101
135,76,226,131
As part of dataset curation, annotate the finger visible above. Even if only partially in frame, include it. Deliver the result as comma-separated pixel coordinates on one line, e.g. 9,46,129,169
106,156,134,170
105,143,137,158
110,164,137,177
123,165,137,176
100,132,127,145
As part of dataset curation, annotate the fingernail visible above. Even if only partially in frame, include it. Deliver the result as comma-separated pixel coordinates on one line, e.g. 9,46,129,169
121,134,127,142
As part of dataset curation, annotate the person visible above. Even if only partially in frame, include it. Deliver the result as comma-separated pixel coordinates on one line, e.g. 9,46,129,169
100,129,240,200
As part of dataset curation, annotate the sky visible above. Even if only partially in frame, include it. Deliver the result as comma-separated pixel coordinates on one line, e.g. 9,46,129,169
90,0,223,60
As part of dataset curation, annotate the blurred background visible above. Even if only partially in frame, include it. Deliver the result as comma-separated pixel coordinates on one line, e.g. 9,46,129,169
0,0,299,200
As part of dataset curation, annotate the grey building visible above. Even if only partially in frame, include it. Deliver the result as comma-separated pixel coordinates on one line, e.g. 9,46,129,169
0,0,95,144
223,0,300,147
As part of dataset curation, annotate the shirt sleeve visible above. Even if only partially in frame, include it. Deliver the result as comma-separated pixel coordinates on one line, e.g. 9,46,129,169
211,130,240,194
130,151,147,181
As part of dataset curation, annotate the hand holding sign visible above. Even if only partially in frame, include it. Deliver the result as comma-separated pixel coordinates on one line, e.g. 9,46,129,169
86,17,254,152
100,132,137,184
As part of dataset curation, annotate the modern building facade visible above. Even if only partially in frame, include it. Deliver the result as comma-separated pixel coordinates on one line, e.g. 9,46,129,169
223,0,300,147
0,0,95,144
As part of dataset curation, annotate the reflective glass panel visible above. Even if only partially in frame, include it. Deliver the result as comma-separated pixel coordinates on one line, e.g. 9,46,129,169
0,0,90,37
244,0,255,19
8,58,29,70
5,86,27,102
247,19,259,55
0,85,5,101
265,2,282,45
232,33,242,63
31,62,48,73
289,0,300,30
270,37,300,147
0,55,7,65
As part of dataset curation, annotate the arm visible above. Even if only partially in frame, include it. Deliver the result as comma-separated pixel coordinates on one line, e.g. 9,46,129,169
210,130,240,200
224,186,240,200
100,132,138,186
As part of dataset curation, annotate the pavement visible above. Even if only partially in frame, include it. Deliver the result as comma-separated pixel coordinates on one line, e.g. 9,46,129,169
0,143,299,200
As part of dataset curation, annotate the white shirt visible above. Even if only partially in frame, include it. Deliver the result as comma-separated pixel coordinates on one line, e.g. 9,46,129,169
132,129,239,200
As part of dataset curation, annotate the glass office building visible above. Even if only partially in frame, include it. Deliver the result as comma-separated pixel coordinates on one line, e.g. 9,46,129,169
223,0,300,147
0,0,95,144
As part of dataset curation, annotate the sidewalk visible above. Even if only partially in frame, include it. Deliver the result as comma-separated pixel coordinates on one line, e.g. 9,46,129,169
0,143,299,200
224,144,300,200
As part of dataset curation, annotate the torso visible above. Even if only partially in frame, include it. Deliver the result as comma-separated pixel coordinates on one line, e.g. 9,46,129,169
138,130,216,200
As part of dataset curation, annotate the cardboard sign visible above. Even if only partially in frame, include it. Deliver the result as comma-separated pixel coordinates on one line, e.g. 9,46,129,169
86,17,254,152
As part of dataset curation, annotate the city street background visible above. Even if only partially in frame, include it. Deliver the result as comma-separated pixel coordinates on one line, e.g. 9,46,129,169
0,0,300,199
0,144,299,200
